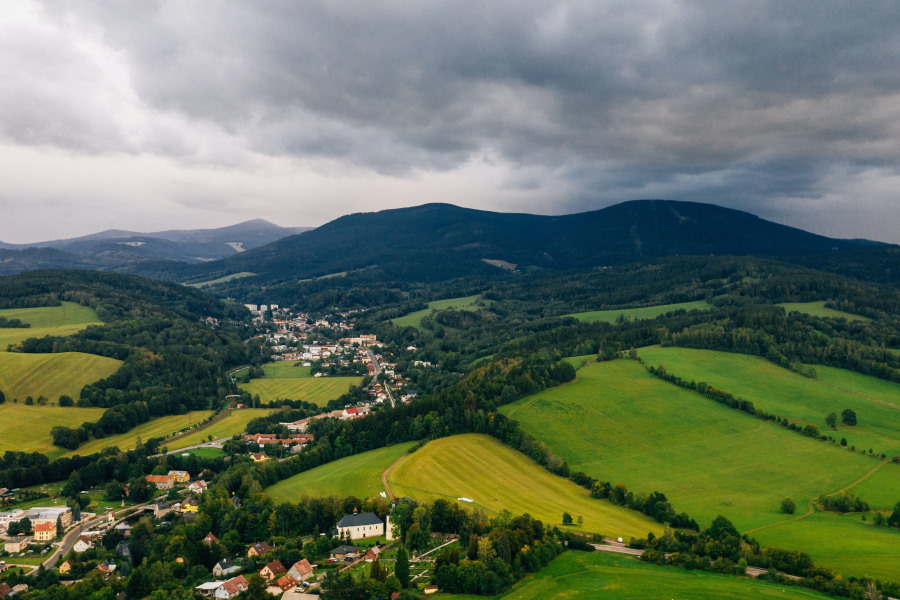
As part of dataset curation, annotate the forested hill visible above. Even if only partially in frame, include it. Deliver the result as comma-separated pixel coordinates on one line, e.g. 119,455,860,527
176,200,883,285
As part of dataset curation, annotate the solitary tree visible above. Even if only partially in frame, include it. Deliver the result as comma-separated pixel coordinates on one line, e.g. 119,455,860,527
781,498,796,514
841,409,857,426
562,512,573,526
825,412,837,429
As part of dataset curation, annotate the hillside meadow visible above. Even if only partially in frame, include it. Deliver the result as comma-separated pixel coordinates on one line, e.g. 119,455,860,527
168,408,278,450
239,375,361,404
388,434,662,539
498,359,898,577
265,441,416,502
564,300,711,323
638,346,900,455
448,550,842,600
0,403,106,457
778,300,871,322
390,295,485,330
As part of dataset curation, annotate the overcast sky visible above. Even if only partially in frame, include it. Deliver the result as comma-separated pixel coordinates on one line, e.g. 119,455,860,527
1,1,899,243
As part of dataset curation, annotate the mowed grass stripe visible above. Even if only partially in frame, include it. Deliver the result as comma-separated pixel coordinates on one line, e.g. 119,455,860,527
62,411,216,457
0,352,122,401
564,300,711,323
239,377,361,404
388,434,662,539
169,408,278,450
450,550,844,600
0,403,105,456
638,346,900,456
265,442,416,502
500,360,881,532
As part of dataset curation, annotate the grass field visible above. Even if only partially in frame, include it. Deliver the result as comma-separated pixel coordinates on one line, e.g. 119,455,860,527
778,301,871,322
265,442,417,502
60,411,215,457
259,362,313,378
637,346,900,455
239,376,361,404
499,359,899,579
180,447,227,459
0,403,106,456
391,295,485,330
564,300,712,323
188,272,257,288
447,551,842,600
388,434,662,539
168,408,278,449
0,351,122,402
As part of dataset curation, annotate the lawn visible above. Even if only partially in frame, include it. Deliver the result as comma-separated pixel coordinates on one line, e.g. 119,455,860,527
388,434,662,539
446,550,843,600
167,408,277,449
778,301,871,322
260,362,313,378
0,403,105,457
637,346,900,455
61,411,215,457
499,359,898,580
265,442,417,502
239,376,361,404
179,447,227,459
391,295,486,330
564,300,711,324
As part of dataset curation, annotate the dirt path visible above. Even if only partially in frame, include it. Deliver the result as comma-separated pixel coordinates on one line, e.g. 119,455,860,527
381,453,410,501
743,460,888,536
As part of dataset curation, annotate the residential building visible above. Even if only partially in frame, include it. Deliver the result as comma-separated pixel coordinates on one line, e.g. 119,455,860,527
266,575,297,596
247,541,274,557
168,470,190,483
146,475,173,490
259,559,286,581
188,480,209,494
58,559,74,575
181,497,199,513
249,452,269,463
287,558,314,582
334,512,384,540
33,521,56,542
202,532,219,545
328,545,359,560
4,537,30,553
213,558,241,578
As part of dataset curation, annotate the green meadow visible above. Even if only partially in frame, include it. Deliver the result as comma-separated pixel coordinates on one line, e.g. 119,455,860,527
0,351,122,402
448,550,844,600
259,361,313,378
391,295,485,330
240,375,361,404
778,301,870,322
0,403,105,457
168,408,278,449
62,411,215,457
188,272,257,288
564,300,711,323
498,360,898,577
265,441,417,502
388,434,662,539
638,346,900,455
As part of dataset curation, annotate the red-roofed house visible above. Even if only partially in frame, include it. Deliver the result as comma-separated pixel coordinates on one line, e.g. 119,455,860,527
146,475,173,490
266,575,297,595
260,559,287,581
287,558,314,582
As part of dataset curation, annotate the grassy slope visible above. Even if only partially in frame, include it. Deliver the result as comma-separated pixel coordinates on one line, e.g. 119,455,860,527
265,442,417,502
449,551,842,600
391,295,483,330
778,301,871,322
638,346,900,455
168,408,278,449
564,300,711,323
0,351,122,401
500,360,882,531
62,411,215,457
388,434,662,539
189,272,257,288
0,403,105,456
239,376,361,404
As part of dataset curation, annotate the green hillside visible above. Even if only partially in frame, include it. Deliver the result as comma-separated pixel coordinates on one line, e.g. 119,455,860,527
565,300,712,323
638,346,900,455
778,300,871,322
391,295,484,330
62,411,215,457
0,403,106,457
388,434,662,539
169,408,278,450
265,442,416,502
0,351,122,402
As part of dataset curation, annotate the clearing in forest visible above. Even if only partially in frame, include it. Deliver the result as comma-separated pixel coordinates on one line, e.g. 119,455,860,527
564,300,711,323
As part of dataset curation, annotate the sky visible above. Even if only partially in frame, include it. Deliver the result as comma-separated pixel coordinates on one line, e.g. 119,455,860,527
1,1,899,243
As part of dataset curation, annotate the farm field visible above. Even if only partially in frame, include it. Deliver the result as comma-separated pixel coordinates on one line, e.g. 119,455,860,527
388,434,662,539
391,295,485,330
62,411,215,457
0,351,122,402
564,300,711,324
168,408,277,449
0,403,105,457
851,462,900,509
637,346,900,455
239,375,361,404
265,441,417,502
497,359,897,578
259,361,313,378
188,272,257,288
778,300,870,322
448,550,843,600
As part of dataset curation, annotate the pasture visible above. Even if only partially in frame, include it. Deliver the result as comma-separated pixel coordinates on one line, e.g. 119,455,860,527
168,408,279,449
388,434,662,539
0,403,105,457
778,301,870,322
0,351,122,402
62,411,215,457
564,300,711,323
638,346,900,455
188,272,257,288
449,551,842,600
239,375,361,404
391,295,485,330
265,442,417,502
260,362,313,378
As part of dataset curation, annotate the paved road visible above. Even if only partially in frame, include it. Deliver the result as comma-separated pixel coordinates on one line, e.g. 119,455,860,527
367,348,395,408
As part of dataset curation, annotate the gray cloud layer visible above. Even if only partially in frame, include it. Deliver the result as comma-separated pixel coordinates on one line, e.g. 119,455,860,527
1,1,898,242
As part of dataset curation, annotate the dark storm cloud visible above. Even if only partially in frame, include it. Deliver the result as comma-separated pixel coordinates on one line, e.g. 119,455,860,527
5,1,900,241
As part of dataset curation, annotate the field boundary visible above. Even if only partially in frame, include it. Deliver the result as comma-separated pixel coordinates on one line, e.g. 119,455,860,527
381,452,410,501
